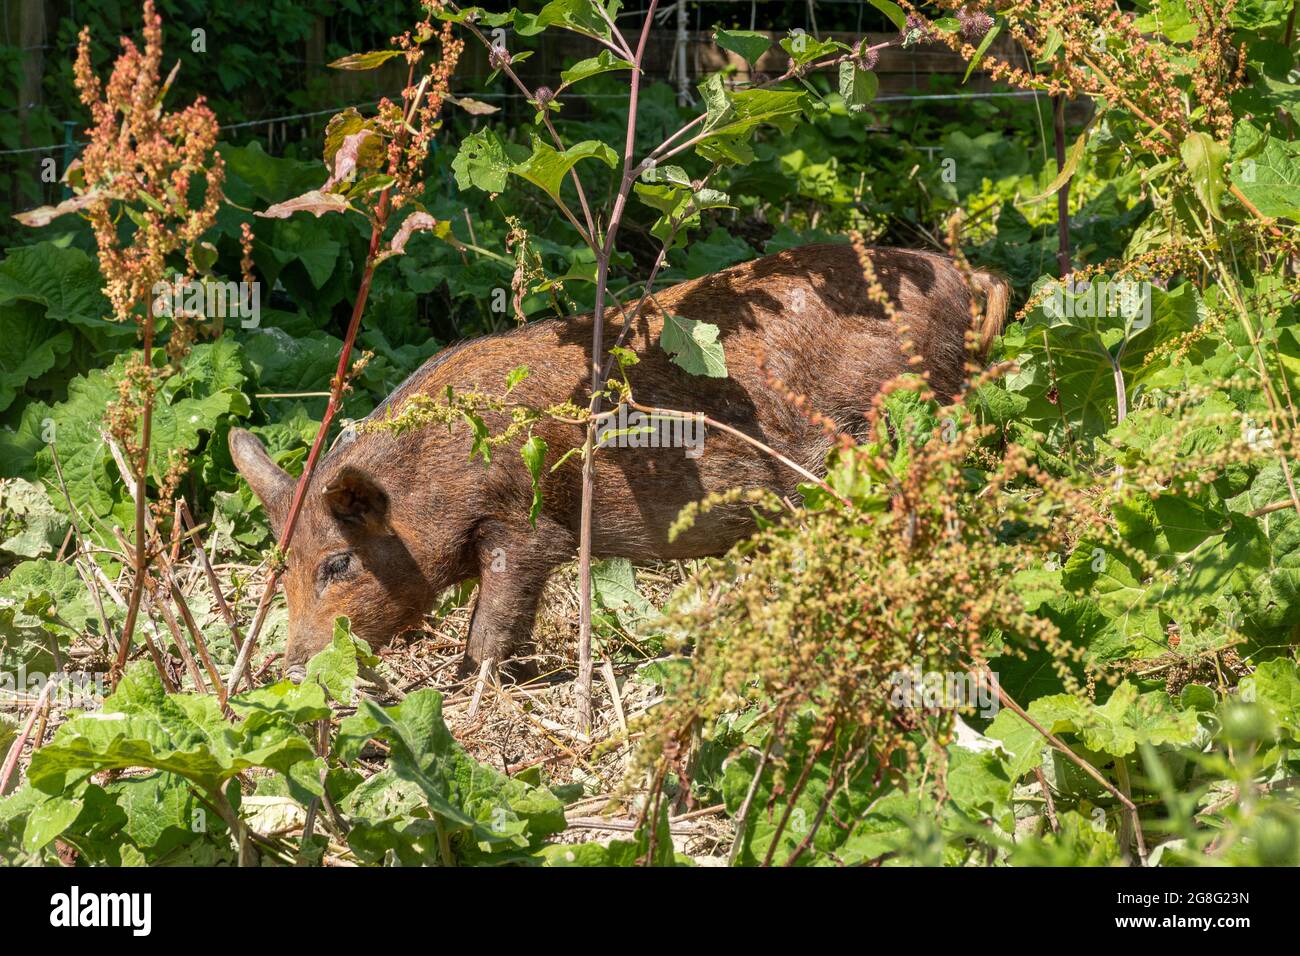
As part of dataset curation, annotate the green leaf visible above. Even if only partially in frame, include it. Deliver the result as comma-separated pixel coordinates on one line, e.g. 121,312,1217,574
963,19,1003,82
779,32,844,67
1003,277,1202,448
1248,659,1300,740
1134,0,1198,42
946,747,1013,827
1023,130,1087,204
633,173,732,244
0,244,127,350
0,558,96,636
0,303,72,413
694,75,806,164
713,27,771,65
520,434,548,527
514,0,623,41
510,137,619,202
328,50,404,70
1230,123,1300,220
867,0,908,31
303,617,373,704
1181,132,1230,222
452,128,527,194
660,313,728,378
1027,683,1200,757
28,662,323,795
683,227,754,278
0,478,67,559
592,557,655,630
336,689,565,863
22,792,83,853
558,50,633,89
837,61,878,113
986,708,1046,781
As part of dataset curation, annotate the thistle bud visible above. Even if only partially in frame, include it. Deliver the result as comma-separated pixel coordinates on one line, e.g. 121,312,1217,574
854,40,879,71
958,7,994,42
903,14,931,40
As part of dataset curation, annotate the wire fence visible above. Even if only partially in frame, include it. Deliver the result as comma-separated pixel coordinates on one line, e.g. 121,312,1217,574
0,0,1042,219
0,87,1047,159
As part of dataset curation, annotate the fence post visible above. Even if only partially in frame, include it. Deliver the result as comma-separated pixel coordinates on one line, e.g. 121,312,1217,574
18,0,45,147
675,0,690,105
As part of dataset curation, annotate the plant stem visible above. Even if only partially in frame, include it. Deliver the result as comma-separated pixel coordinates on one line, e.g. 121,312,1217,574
0,678,55,795
112,299,156,687
985,668,1148,865
576,0,661,734
226,202,390,696
1052,93,1072,278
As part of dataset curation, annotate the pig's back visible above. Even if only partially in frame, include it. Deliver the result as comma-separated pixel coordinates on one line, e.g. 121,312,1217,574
367,244,981,558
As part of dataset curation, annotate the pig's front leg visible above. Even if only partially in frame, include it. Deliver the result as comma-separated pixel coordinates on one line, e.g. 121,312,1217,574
460,517,572,680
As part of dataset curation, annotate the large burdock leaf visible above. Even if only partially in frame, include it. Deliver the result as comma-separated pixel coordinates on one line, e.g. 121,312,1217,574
303,617,377,705
1248,659,1300,740
0,302,72,412
1003,277,1202,448
946,747,1013,828
0,559,97,635
31,338,249,523
336,689,565,864
1229,124,1300,220
1227,466,1300,631
27,662,326,795
1025,682,1199,757
0,243,121,339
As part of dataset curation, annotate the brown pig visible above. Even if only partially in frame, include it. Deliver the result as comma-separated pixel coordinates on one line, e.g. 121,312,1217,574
228,243,1008,679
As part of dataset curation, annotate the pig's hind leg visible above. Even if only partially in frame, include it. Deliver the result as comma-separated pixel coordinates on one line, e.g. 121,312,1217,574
459,516,573,681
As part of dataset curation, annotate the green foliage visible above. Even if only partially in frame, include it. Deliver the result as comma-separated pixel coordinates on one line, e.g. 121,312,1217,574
335,689,567,864
4,0,1299,871
659,313,729,377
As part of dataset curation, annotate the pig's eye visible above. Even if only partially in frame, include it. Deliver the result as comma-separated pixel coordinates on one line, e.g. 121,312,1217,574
318,551,353,585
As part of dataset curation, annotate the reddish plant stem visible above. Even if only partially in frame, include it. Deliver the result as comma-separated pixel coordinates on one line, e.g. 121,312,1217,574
0,678,55,796
225,201,390,696
112,301,156,687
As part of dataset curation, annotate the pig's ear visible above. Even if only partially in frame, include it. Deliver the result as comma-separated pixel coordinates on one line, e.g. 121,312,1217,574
229,428,292,533
322,466,389,532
